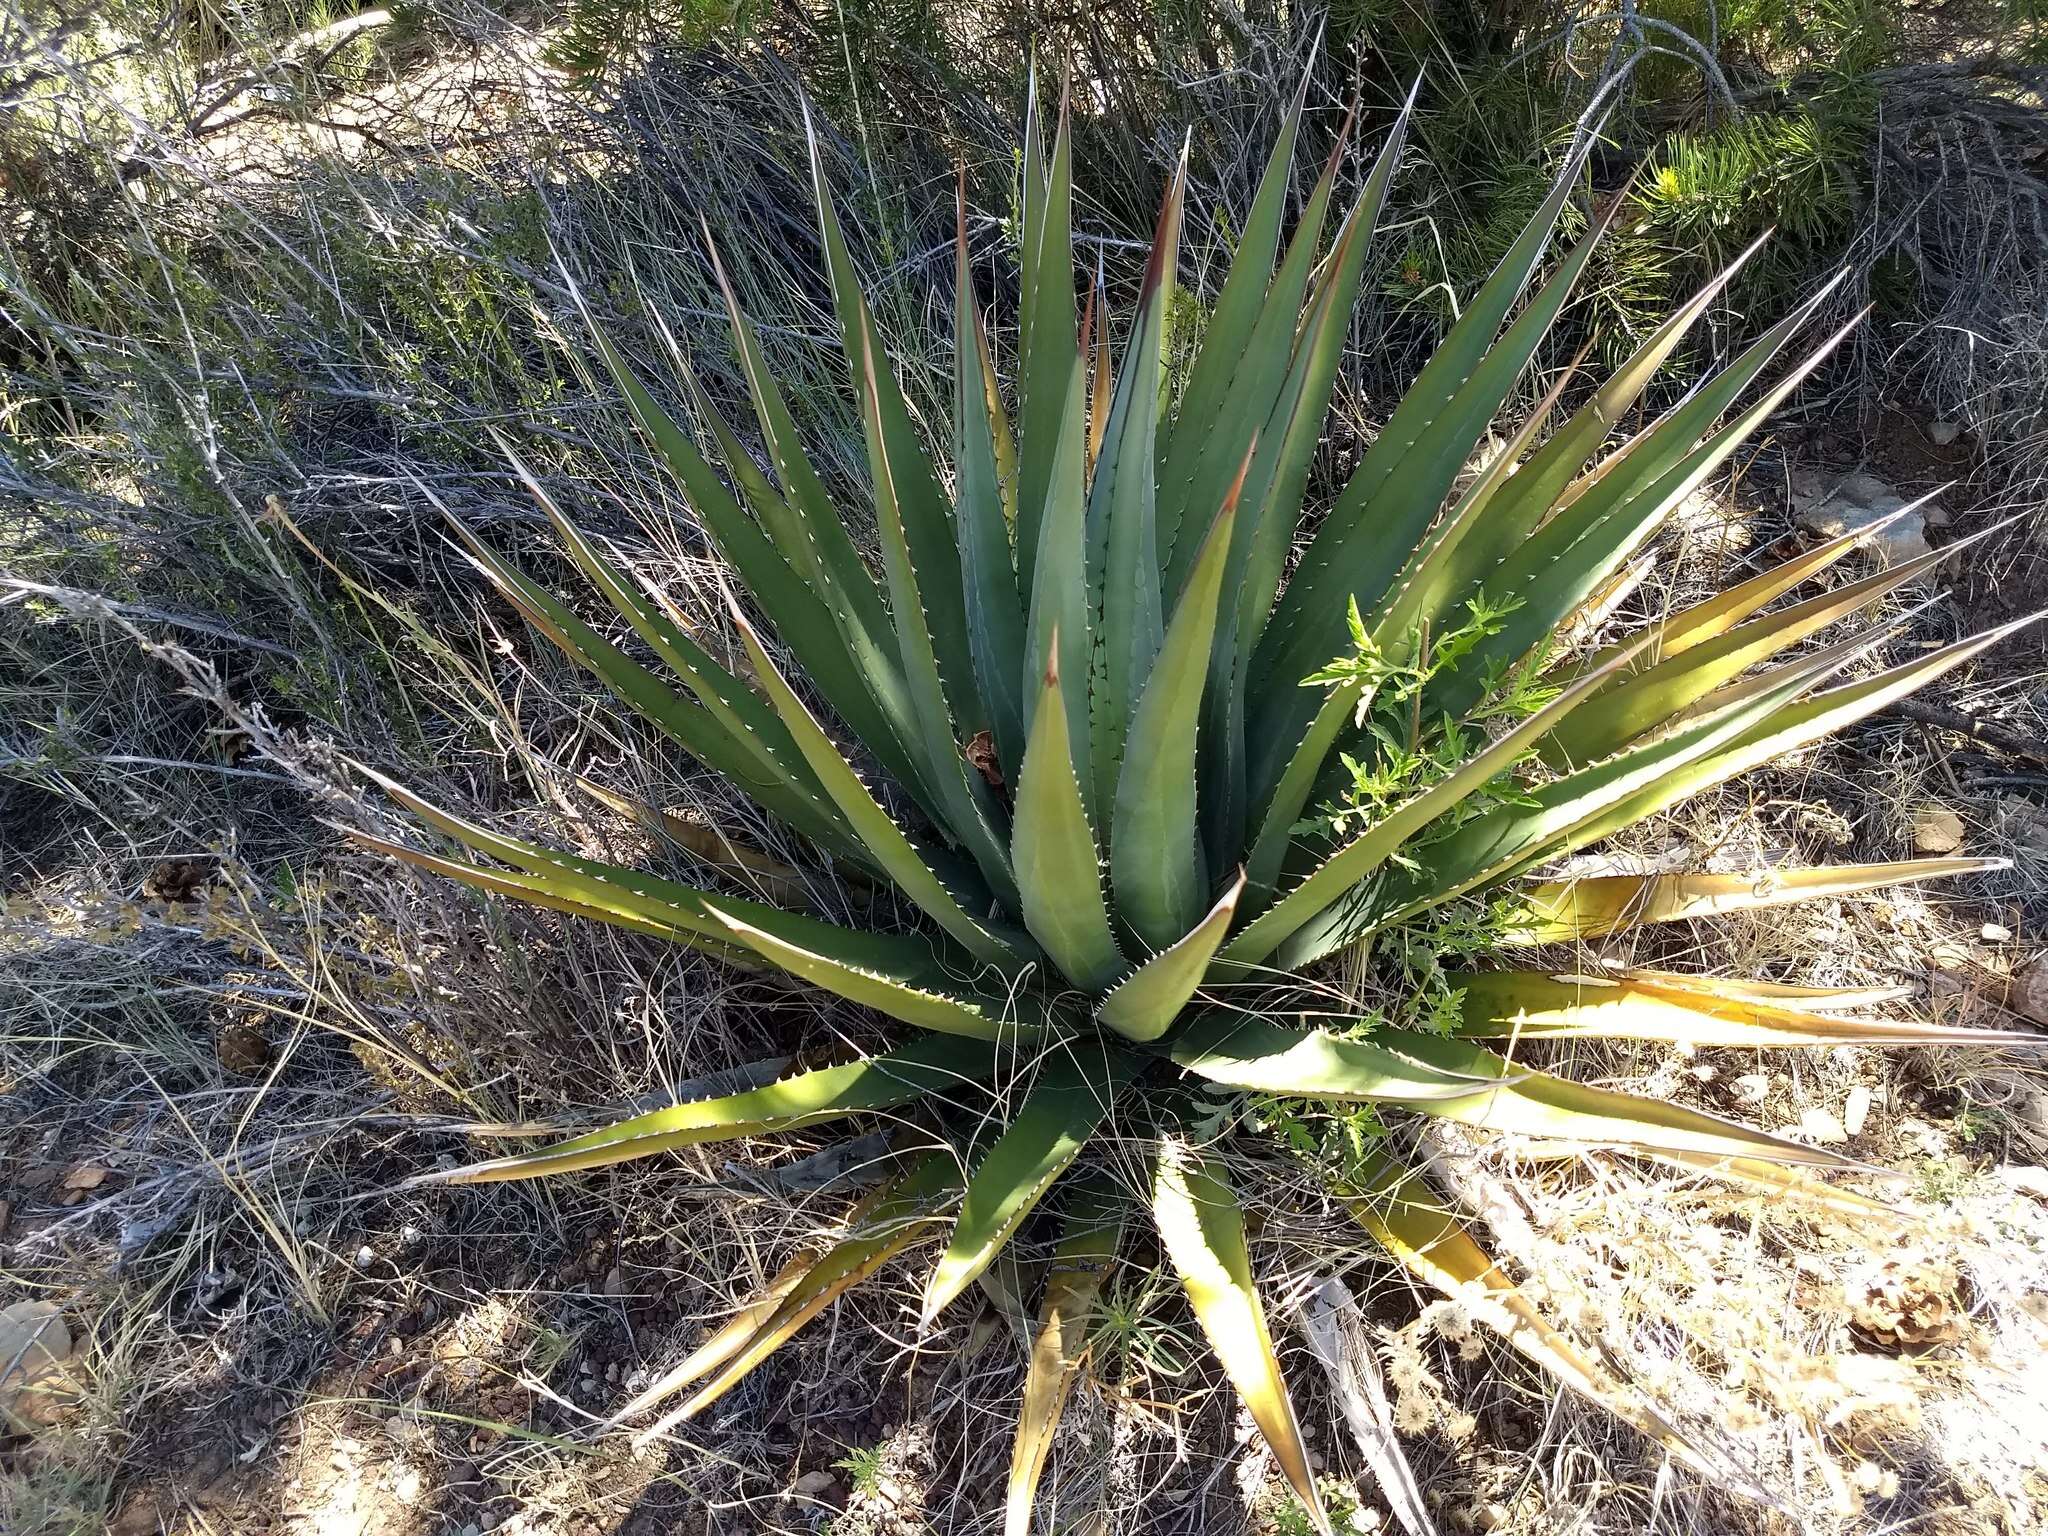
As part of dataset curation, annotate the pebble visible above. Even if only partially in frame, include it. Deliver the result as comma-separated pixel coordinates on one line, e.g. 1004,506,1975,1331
1800,1108,1848,1144
1732,1073,1771,1104
1981,923,2012,943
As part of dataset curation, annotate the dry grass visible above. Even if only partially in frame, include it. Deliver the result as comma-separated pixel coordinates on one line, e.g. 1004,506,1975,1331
5,9,2048,1536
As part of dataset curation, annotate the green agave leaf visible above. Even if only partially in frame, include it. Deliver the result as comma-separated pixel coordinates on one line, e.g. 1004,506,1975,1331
1015,86,1077,609
1155,64,1315,547
1006,1177,1124,1536
350,831,756,970
351,765,921,971
705,905,1055,1041
584,315,935,814
854,314,1022,909
1343,1153,1741,1491
419,1041,999,1184
1379,230,1773,654
728,597,1032,969
571,775,825,910
923,1044,1142,1323
954,176,1029,776
1451,967,2044,1048
805,116,977,731
672,1151,961,1422
441,513,859,861
1086,148,1186,810
1166,90,1356,603
1112,483,1238,950
1152,1141,1328,1536
1022,353,1096,803
1251,124,1602,790
1166,1011,1522,1102
1012,639,1126,991
1367,1027,1864,1167
1096,873,1245,1043
1503,858,2007,943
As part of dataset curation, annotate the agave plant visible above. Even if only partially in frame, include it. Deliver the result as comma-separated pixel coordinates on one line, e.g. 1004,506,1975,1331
363,75,2040,1532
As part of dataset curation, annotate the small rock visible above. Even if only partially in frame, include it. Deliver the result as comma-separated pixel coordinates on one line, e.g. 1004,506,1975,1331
1732,1073,1771,1104
1927,420,1963,446
1791,467,1936,564
0,1300,74,1430
1981,923,2013,944
2011,965,2048,1027
790,1469,839,1498
602,1264,626,1297
1800,1108,1849,1144
1844,1085,1873,1139
1912,805,1966,855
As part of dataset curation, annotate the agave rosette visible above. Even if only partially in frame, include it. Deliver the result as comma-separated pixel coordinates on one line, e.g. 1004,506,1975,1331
363,75,2041,1532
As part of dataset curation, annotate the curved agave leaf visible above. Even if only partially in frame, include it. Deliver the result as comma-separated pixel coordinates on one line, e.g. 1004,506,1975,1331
1112,485,1237,949
1451,968,2045,1049
1166,1012,1513,1103
571,775,824,910
924,1044,1143,1323
608,1162,908,1432
1007,1178,1123,1536
1096,874,1246,1043
1153,1141,1328,1536
1014,85,1076,606
854,315,1021,908
1369,1028,1864,1168
954,175,1028,775
668,1151,961,1424
419,1039,999,1184
1087,149,1186,809
1623,969,1913,1010
1502,858,2007,943
705,906,1056,1041
1342,1154,1751,1494
1012,640,1126,991
729,598,1032,968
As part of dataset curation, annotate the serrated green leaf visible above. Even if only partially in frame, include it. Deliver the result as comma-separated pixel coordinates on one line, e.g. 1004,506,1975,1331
729,599,1033,969
923,1044,1141,1323
705,904,1054,1041
422,1041,997,1183
1096,873,1244,1042
954,179,1028,777
805,120,977,732
1015,90,1076,609
855,314,1021,908
1011,643,1126,992
1112,484,1237,949
1086,151,1185,809
1165,1011,1516,1101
